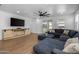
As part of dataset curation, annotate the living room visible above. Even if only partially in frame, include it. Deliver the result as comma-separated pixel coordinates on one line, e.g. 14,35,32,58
0,4,79,54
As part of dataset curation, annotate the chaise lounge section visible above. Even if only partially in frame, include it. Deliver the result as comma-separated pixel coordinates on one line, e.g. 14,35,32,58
33,29,79,54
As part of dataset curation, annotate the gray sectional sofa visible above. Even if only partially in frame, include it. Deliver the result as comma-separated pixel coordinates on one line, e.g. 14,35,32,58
33,29,79,54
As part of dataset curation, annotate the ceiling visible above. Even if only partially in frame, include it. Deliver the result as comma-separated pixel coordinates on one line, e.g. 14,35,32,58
0,4,79,18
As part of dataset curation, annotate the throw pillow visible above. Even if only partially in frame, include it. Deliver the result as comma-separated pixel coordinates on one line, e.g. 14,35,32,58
68,30,77,37
64,37,79,48
64,30,69,35
74,32,79,37
63,43,79,53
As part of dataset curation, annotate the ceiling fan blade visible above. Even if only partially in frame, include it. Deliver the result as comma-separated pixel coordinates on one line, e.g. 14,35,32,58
44,14,50,16
45,14,50,17
43,12,47,15
46,14,50,15
38,11,42,14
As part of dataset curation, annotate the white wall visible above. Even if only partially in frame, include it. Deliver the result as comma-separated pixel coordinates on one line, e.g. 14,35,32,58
64,15,75,30
30,19,43,34
0,10,26,40
41,14,75,30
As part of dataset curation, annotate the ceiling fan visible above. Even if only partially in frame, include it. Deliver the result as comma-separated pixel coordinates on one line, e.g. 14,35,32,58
34,10,50,17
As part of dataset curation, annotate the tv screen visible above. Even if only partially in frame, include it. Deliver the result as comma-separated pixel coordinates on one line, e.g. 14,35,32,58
10,18,25,26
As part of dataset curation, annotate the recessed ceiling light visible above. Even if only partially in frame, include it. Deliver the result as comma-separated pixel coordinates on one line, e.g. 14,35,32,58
17,10,20,13
36,18,40,22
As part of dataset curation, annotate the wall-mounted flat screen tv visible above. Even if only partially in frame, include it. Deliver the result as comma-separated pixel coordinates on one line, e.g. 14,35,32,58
10,18,25,26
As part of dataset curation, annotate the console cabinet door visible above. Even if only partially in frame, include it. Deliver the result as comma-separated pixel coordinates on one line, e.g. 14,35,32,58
3,30,14,40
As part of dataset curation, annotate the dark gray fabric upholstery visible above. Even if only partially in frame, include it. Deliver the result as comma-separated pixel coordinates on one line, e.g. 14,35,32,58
60,34,69,42
47,34,54,38
68,30,77,37
55,29,64,34
54,29,64,38
74,32,79,37
52,49,66,54
38,34,46,40
34,29,79,54
33,38,65,54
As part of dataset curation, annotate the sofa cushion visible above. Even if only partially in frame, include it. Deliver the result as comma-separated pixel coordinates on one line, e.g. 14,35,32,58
33,44,51,54
63,43,79,54
55,29,64,35
64,37,79,48
52,49,66,54
68,30,77,37
47,34,54,38
38,34,46,40
54,29,64,38
59,35,69,42
33,38,65,54
74,32,79,37
63,30,69,35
